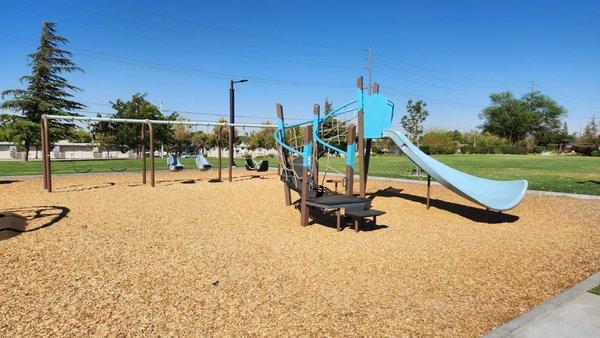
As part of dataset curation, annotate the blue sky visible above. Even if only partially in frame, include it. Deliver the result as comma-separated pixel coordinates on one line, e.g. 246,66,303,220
1,0,598,132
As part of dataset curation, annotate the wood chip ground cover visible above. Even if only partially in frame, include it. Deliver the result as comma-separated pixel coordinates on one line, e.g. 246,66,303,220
1,170,598,336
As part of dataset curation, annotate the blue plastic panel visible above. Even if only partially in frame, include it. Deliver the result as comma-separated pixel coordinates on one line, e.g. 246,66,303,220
360,91,394,139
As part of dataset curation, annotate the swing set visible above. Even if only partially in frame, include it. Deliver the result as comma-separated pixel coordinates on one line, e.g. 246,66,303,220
39,116,276,192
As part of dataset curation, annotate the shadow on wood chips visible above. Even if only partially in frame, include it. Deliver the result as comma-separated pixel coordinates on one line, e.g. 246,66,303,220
370,186,519,224
0,206,70,241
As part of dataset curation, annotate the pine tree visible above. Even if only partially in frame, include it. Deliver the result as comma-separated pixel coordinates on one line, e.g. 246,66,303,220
1,22,85,161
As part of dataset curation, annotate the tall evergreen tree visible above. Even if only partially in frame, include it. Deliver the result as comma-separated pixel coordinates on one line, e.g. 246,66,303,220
1,22,85,161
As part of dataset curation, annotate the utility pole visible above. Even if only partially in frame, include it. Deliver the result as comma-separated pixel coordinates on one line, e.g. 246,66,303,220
530,80,535,94
367,48,373,94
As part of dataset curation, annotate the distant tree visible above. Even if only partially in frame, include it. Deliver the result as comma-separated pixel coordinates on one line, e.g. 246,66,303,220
68,129,93,143
210,117,240,149
420,129,459,154
480,91,566,145
1,22,85,161
91,94,174,154
191,131,211,152
577,115,599,146
401,100,429,144
450,129,463,143
246,121,276,150
323,98,333,114
171,117,193,153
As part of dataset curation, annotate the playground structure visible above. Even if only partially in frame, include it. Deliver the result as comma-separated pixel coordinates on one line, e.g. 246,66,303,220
274,76,528,230
39,115,276,192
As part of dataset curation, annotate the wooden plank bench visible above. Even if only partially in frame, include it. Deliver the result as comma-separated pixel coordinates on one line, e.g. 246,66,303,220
305,195,370,231
344,209,386,232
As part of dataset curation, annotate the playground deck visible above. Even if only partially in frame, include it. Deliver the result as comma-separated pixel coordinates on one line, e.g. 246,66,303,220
1,170,598,336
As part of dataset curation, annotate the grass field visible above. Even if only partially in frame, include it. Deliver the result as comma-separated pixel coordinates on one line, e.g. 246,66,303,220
1,154,599,195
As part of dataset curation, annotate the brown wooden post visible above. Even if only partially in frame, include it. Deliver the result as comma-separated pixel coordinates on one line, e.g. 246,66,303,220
357,76,366,198
42,115,52,193
346,124,356,196
217,126,222,181
427,174,431,209
312,104,319,183
228,123,233,182
141,124,146,185
277,103,292,206
300,125,312,226
40,118,47,190
148,123,155,187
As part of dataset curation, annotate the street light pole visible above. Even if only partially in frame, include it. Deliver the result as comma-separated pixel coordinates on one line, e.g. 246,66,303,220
228,79,248,179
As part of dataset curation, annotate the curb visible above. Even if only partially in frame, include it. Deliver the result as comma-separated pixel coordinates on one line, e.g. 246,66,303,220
484,272,600,337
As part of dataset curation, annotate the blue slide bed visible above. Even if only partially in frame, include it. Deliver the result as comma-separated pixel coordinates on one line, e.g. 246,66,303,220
382,129,528,211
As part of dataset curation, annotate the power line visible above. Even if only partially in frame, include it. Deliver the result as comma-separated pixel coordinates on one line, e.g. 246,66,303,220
0,34,351,88
101,0,363,53
7,4,364,70
377,61,528,90
375,52,528,84
375,70,491,95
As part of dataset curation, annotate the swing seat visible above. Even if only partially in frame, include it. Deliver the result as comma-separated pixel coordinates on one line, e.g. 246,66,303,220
245,158,269,172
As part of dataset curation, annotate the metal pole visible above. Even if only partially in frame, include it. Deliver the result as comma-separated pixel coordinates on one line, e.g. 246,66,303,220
346,124,356,196
141,124,146,185
229,81,235,170
367,48,373,94
43,115,52,193
427,174,431,209
217,127,222,181
40,118,47,190
149,123,155,187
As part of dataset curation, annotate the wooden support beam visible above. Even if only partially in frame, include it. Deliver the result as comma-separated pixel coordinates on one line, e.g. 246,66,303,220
300,125,312,226
312,104,319,182
277,103,292,206
358,109,365,198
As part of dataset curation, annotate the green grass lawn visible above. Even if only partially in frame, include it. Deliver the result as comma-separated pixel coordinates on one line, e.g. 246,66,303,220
590,284,600,296
1,154,599,195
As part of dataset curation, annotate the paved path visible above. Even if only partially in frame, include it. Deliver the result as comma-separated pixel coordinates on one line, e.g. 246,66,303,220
485,272,600,337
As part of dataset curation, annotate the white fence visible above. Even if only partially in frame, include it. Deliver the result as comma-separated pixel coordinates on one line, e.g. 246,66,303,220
0,141,278,160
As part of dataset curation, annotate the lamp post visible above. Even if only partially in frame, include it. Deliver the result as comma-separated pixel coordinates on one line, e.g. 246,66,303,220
229,79,248,172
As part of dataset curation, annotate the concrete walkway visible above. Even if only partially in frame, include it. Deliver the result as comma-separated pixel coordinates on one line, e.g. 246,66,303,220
485,272,600,337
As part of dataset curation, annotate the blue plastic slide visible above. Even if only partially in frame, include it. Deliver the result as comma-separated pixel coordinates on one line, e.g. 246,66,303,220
382,129,528,211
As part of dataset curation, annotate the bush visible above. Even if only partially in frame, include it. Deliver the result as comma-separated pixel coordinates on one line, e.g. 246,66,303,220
533,146,545,153
420,129,458,154
591,150,600,157
546,144,559,152
573,146,598,156
460,146,529,155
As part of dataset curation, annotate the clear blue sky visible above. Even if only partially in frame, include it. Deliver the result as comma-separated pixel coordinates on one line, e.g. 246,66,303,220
1,0,598,132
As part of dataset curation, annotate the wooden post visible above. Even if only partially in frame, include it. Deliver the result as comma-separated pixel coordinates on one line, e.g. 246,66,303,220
356,76,366,198
217,126,222,181
300,125,312,226
346,124,356,196
312,104,319,183
141,124,146,185
427,174,431,209
40,118,47,190
148,123,155,187
42,115,52,193
277,103,292,206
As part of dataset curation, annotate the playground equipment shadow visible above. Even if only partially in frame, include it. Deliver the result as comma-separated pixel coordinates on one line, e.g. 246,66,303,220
0,169,598,336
